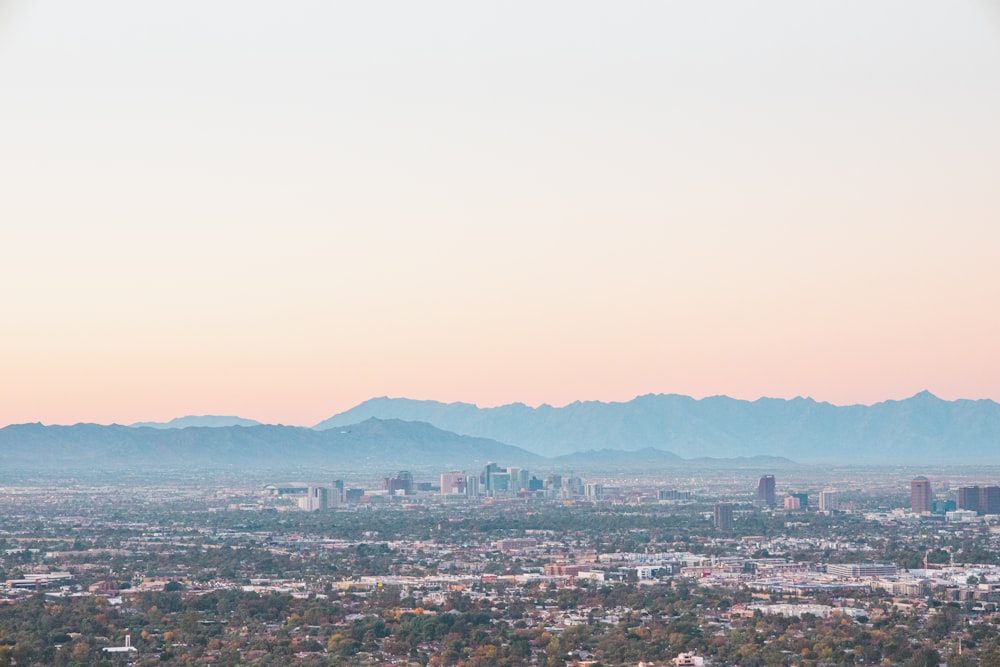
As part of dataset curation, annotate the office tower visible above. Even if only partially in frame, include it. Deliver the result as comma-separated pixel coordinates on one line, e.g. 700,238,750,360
981,486,1000,515
298,485,328,511
584,483,603,500
482,462,500,492
384,470,413,496
957,486,981,514
911,476,932,514
819,489,839,512
506,467,530,492
714,502,734,531
488,472,510,494
791,493,809,510
932,499,955,514
757,475,776,507
440,471,466,495
563,476,583,497
783,496,801,510
465,474,481,498
546,474,562,490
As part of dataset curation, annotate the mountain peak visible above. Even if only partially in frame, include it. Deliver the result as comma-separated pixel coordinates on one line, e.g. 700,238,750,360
130,415,262,429
312,393,1000,462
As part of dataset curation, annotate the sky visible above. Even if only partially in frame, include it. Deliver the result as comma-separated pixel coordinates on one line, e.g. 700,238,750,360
2,1,999,426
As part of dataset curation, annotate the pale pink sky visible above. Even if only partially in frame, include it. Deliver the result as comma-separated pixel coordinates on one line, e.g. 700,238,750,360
2,1,999,426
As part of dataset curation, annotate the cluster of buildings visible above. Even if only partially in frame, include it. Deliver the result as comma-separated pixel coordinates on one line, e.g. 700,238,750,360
263,463,624,511
440,463,605,500
910,476,1000,517
752,475,840,512
712,475,841,531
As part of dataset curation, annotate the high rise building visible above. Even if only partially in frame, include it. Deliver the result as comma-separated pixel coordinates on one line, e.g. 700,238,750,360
932,499,955,515
488,472,510,494
329,479,344,507
714,502,734,531
819,489,839,512
791,493,809,510
911,476,932,514
757,475,776,507
384,471,413,496
981,486,1000,515
584,483,604,500
958,486,981,514
298,485,328,512
783,496,801,510
482,462,500,492
465,474,481,498
440,471,466,495
506,467,530,492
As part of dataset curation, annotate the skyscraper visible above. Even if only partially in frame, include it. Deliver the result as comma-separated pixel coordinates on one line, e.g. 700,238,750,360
440,471,466,495
819,489,839,512
757,475,776,507
957,486,981,514
981,486,1000,515
384,470,413,496
911,476,932,514
714,502,734,531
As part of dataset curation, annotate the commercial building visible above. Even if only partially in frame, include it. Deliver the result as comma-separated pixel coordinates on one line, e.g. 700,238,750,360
298,485,328,512
819,489,839,512
956,485,1000,515
932,499,955,514
714,502,734,531
827,563,899,578
958,486,981,514
383,471,414,496
981,486,1000,514
757,475,776,507
439,471,466,495
911,476,932,514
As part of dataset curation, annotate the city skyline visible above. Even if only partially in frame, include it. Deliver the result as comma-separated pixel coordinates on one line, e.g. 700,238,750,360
3,1,999,427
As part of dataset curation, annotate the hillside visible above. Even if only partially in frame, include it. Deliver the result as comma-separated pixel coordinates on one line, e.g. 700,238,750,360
315,392,1000,462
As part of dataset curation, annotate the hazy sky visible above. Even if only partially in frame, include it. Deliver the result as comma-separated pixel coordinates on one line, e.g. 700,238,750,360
2,1,999,426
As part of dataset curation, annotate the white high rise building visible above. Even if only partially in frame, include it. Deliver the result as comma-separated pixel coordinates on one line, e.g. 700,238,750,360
819,489,839,512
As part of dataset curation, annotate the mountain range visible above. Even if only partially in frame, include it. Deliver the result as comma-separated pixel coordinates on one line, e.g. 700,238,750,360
0,417,798,473
0,418,540,472
130,415,262,429
315,391,1000,462
4,392,997,469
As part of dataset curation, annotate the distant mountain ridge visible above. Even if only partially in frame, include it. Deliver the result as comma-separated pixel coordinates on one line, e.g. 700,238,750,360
315,391,1000,462
0,419,540,472
0,419,796,472
130,415,262,429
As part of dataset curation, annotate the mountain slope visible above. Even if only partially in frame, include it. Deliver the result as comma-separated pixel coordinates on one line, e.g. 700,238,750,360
0,419,543,471
130,415,262,429
315,392,1000,462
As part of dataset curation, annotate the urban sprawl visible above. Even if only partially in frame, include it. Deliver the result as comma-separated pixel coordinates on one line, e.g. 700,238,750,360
2,464,1000,666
